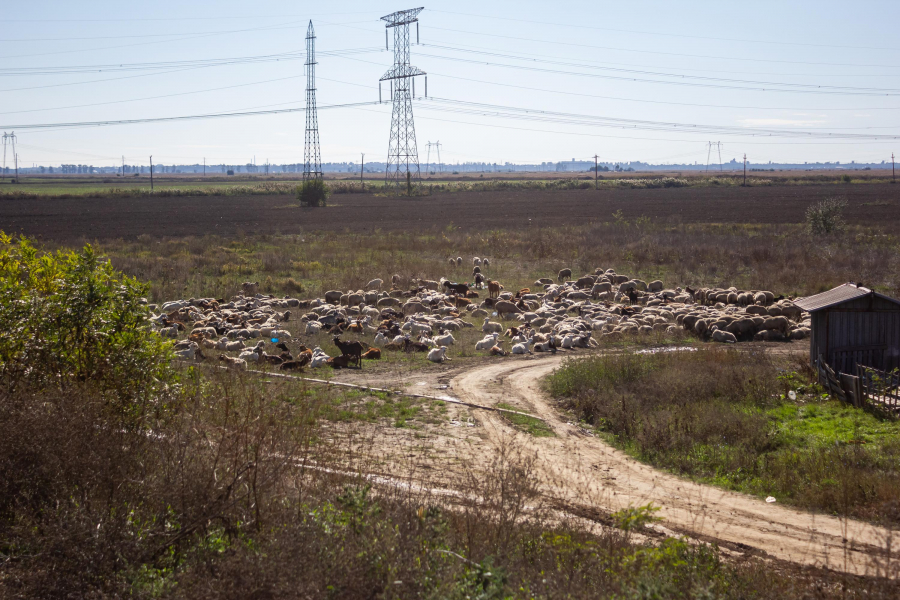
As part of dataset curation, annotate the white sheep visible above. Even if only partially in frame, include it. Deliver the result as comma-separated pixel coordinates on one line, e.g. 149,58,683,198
473,257,482,267
216,338,245,352
482,317,503,334
174,342,200,360
482,258,490,267
511,337,533,355
310,347,330,368
456,256,463,266
427,346,449,363
475,333,499,351
434,331,455,346
373,332,387,347
158,326,180,338
305,321,323,335
366,278,383,290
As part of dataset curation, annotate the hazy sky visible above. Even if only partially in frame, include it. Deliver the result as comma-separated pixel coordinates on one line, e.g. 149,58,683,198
2,0,898,168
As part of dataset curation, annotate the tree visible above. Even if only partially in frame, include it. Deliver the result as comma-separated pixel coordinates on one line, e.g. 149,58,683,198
297,179,330,207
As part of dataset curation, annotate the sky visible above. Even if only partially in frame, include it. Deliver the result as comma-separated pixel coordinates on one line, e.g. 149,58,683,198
1,0,898,169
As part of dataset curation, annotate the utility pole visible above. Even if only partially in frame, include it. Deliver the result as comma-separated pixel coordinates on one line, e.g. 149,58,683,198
593,154,599,189
743,153,747,186
150,155,154,191
203,157,206,176
121,155,125,177
360,153,365,189
14,152,18,183
435,140,442,173
380,7,426,188
893,153,896,183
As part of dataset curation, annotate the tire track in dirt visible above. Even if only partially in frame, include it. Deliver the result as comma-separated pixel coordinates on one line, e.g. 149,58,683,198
451,356,900,577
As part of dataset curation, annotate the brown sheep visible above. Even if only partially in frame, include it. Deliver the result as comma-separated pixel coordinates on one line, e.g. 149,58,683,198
361,348,382,360
487,280,503,299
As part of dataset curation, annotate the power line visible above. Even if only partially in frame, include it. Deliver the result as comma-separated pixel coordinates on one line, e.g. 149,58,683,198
421,34,900,77
427,9,900,53
426,71,900,112
414,47,900,96
416,97,900,140
0,47,379,76
0,100,385,130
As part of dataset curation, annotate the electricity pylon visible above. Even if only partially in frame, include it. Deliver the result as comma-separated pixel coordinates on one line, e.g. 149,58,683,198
380,7,425,187
303,21,322,181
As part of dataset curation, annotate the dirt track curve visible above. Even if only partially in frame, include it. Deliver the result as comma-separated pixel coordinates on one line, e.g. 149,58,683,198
449,355,899,577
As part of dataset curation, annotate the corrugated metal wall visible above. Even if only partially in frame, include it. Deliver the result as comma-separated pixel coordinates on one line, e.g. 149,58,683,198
810,295,900,375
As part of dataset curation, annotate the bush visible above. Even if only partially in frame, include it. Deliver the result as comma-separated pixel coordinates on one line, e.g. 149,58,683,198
297,178,330,207
0,233,173,423
805,196,847,235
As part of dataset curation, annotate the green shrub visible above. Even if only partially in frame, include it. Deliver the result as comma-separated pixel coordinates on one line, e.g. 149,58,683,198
0,233,173,422
805,196,847,235
297,178,330,207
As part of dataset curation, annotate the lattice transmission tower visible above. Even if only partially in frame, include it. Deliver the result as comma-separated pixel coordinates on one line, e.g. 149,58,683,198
303,21,322,181
2,131,16,174
706,141,723,172
380,7,426,187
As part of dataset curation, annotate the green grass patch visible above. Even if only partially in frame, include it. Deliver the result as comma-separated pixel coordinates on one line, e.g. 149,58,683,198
496,402,555,437
547,348,900,524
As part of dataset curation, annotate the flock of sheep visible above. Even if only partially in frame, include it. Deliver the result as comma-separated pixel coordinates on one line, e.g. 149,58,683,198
148,258,811,370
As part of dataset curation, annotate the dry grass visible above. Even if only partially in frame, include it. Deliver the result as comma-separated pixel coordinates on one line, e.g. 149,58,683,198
69,221,899,305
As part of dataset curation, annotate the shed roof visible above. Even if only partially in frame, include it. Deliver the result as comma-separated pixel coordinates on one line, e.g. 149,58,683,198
794,283,900,312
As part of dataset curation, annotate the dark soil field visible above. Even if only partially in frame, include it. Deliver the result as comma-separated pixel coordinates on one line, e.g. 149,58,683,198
1,183,898,241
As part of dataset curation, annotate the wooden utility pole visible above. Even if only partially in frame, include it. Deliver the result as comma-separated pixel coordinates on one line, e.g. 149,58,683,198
121,155,125,177
893,153,896,183
360,153,365,190
149,156,154,191
593,154,599,189
203,157,206,176
743,153,747,186
14,152,18,183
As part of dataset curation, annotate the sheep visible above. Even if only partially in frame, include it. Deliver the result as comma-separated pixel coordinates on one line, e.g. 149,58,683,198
711,329,737,344
473,257,482,267
448,258,456,267
482,258,490,267
305,321,323,335
511,337,533,355
216,338,246,352
456,256,463,266
487,280,502,299
558,268,572,282
237,349,260,363
241,281,259,296
174,342,201,360
361,348,382,360
472,266,481,276
434,331,455,346
158,326,180,338
489,344,508,356
373,332,387,347
218,354,247,370
475,333,500,351
366,278,383,290
482,317,503,334
427,346,449,363
392,274,401,287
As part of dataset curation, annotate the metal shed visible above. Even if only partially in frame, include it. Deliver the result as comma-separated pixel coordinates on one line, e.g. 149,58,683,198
794,283,900,375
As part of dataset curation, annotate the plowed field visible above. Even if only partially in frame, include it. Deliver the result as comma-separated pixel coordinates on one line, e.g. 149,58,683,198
1,184,897,241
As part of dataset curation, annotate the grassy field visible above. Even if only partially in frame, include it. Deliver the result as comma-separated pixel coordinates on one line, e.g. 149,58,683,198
546,348,900,525
0,169,895,199
86,219,899,305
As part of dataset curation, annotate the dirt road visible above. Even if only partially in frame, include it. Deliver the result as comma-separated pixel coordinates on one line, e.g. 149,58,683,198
450,356,899,577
